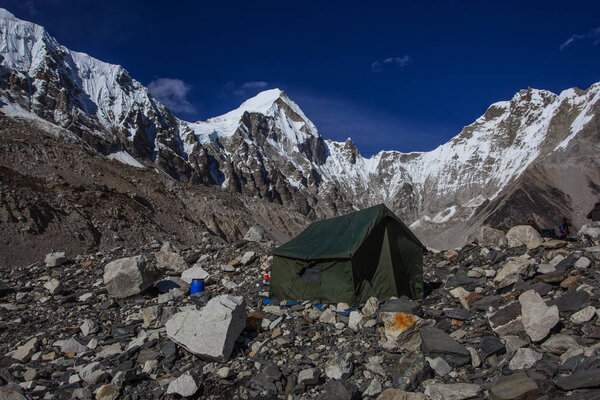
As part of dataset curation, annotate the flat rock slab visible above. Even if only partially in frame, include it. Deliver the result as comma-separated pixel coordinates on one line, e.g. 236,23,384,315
424,382,482,400
45,251,67,267
509,348,542,370
390,351,431,391
420,326,470,367
376,389,428,400
506,225,541,248
489,302,524,336
548,290,590,313
103,255,156,299
180,266,210,284
154,250,188,273
166,372,200,397
0,387,27,400
554,368,600,390
519,289,559,342
378,297,423,316
481,336,505,360
489,372,542,400
541,334,580,355
534,270,567,284
494,257,532,288
53,338,88,355
444,309,472,321
166,295,246,361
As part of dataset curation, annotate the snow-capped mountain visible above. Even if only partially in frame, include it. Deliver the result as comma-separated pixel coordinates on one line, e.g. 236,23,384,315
1,8,598,249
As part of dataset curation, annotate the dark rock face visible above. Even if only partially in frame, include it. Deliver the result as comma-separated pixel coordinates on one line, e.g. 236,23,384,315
554,369,600,391
488,372,543,400
548,290,590,313
480,336,506,361
420,326,471,367
389,352,432,391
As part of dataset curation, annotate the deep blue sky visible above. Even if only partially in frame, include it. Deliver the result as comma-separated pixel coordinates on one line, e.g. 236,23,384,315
3,1,600,156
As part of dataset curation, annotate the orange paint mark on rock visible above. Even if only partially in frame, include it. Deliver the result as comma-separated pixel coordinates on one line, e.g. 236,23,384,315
385,312,417,332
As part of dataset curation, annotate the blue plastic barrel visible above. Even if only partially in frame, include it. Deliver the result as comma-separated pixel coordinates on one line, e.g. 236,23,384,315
190,278,205,294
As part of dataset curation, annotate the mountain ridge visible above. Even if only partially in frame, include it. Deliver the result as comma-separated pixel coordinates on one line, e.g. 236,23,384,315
0,7,598,253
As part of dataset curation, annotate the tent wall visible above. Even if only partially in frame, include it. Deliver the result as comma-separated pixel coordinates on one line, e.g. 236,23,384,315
387,220,424,299
270,257,356,304
352,219,399,303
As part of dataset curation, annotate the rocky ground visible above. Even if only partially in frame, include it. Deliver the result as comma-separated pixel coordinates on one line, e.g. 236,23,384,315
1,223,600,400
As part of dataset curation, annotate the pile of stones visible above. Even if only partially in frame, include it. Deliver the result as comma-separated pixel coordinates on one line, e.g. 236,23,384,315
0,224,599,399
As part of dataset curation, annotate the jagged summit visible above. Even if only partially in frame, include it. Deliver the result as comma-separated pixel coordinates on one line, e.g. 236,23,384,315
185,88,320,147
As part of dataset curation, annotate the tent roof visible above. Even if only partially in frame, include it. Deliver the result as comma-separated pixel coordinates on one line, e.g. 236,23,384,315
271,204,426,260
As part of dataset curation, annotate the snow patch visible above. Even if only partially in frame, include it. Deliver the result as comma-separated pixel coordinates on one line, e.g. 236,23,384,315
107,151,145,168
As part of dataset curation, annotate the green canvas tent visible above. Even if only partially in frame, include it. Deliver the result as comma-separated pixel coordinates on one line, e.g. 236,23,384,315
270,204,426,306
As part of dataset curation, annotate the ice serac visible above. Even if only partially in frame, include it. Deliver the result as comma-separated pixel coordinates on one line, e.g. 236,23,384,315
1,8,599,250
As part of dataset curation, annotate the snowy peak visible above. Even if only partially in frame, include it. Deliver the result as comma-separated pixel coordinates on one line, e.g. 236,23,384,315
0,7,186,165
226,88,285,117
185,88,320,150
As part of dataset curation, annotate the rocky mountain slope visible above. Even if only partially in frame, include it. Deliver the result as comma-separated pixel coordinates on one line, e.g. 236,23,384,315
0,8,599,259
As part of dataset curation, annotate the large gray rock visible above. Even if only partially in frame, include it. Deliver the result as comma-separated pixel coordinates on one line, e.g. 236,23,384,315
424,382,482,400
364,378,383,397
540,334,580,355
488,372,542,400
579,222,600,246
243,225,267,242
493,257,533,289
166,372,200,397
103,256,156,299
420,326,470,367
479,226,506,247
180,266,210,284
80,319,99,336
390,351,432,391
45,251,67,267
53,338,88,355
297,368,319,385
519,289,559,342
554,368,600,390
508,348,542,370
505,225,541,248
12,338,38,363
0,387,27,400
166,295,246,361
154,251,188,274
240,251,256,265
43,278,62,295
325,352,354,380
489,302,524,336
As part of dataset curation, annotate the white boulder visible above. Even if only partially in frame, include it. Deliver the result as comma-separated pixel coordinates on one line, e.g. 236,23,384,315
166,295,246,361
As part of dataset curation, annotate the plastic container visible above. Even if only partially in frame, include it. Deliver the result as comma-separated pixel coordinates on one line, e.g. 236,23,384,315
190,278,205,294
